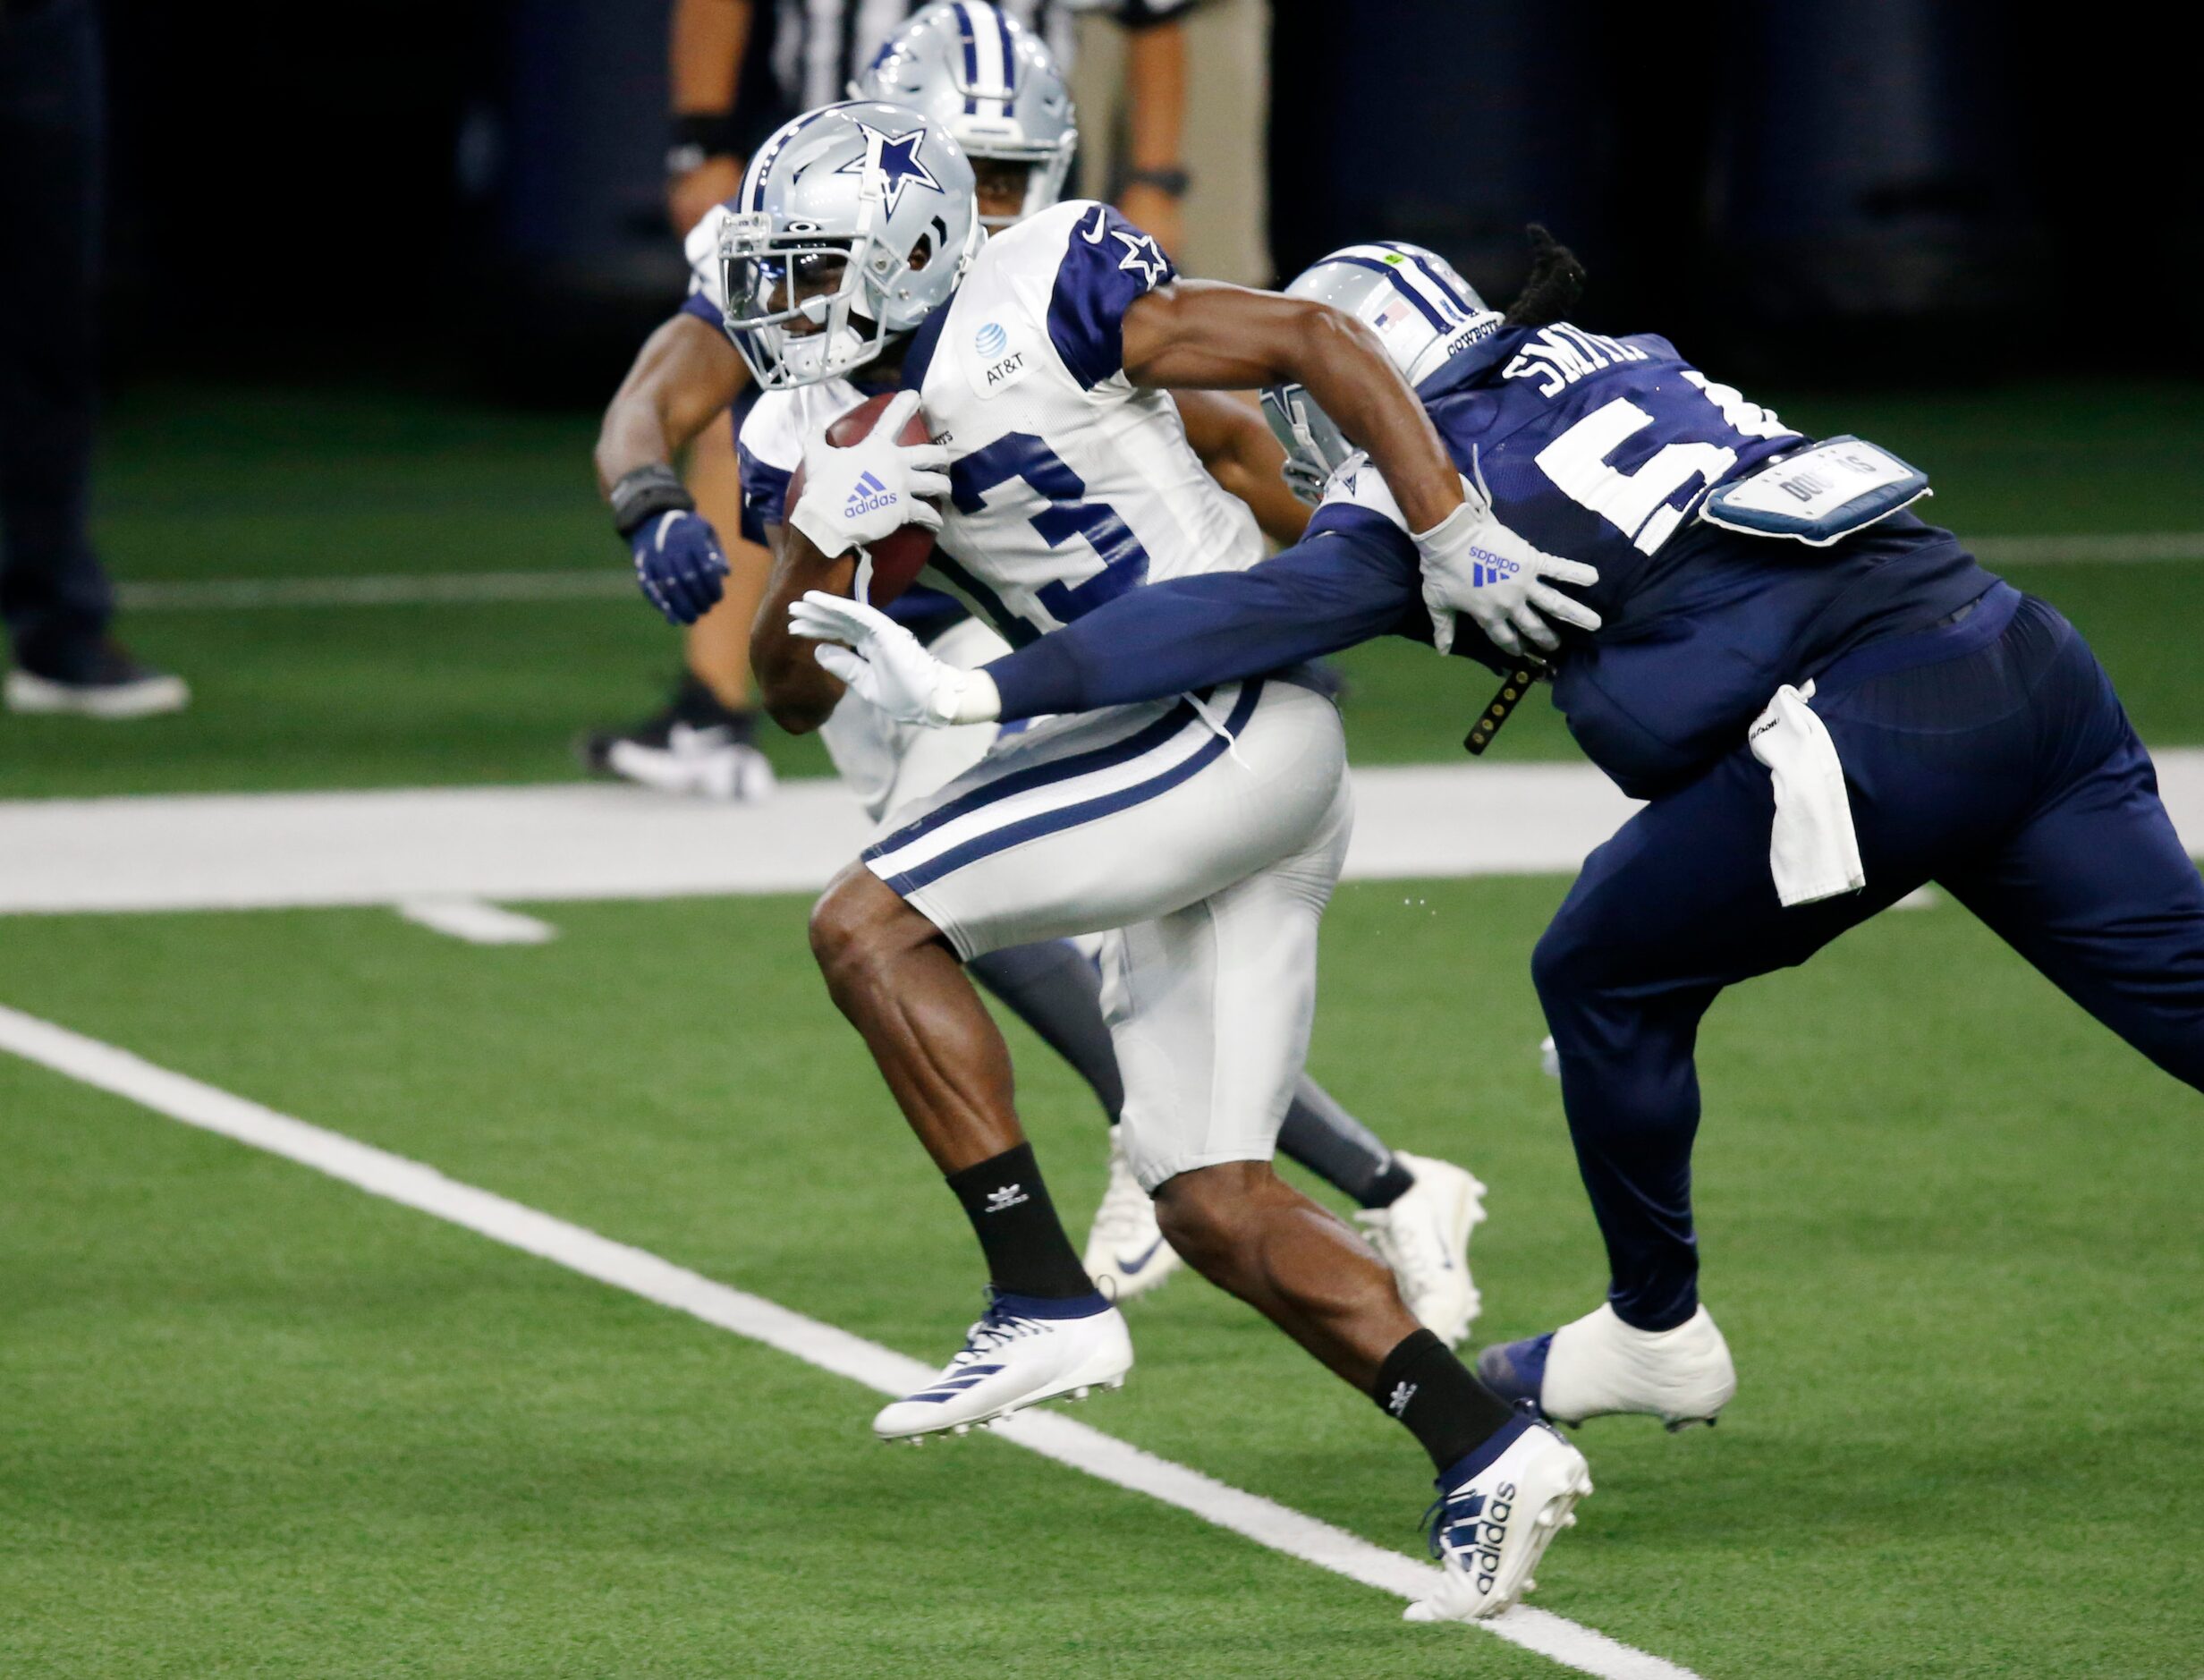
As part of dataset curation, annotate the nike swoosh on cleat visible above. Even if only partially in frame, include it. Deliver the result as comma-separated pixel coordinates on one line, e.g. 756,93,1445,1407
1114,1237,1166,1277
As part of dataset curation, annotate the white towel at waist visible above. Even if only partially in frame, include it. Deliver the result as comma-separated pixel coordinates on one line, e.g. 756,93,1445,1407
1747,679,1865,907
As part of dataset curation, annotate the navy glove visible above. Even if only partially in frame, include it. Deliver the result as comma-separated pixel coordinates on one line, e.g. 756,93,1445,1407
630,508,729,626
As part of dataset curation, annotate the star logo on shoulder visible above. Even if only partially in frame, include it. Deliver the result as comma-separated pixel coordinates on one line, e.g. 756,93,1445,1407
838,122,942,216
1111,228,1169,288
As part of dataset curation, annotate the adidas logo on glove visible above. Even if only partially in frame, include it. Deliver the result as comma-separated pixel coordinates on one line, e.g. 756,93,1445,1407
1467,545,1521,589
844,471,898,520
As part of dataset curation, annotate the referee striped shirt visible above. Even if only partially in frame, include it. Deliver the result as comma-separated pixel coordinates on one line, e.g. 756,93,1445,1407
763,0,1190,117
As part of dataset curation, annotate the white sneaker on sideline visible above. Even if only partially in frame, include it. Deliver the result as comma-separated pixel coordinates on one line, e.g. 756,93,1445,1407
1358,1152,1486,1345
1083,1125,1183,1302
873,1290,1132,1442
603,724,776,801
6,656,189,719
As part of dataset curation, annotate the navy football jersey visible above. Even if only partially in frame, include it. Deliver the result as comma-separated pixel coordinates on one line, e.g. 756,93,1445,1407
1316,323,1995,793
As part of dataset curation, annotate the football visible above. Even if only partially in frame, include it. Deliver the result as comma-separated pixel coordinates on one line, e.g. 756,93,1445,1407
784,390,938,605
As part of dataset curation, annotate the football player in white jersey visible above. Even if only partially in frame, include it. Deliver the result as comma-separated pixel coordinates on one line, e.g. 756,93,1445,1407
692,102,1582,1618
601,1,1496,1342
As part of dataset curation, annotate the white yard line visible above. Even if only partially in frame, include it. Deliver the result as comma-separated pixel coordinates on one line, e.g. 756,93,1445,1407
0,1000,1702,1680
6,751,2204,919
396,896,557,945
105,533,2204,615
114,572,634,610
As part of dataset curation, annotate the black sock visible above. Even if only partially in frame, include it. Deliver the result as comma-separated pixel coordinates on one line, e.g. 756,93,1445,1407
1372,1329,1517,1472
945,1142,1098,1300
968,941,1124,1124
1276,1078,1416,1208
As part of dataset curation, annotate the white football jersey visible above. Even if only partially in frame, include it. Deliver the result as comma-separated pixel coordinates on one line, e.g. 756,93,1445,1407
905,199,1263,643
717,199,1264,646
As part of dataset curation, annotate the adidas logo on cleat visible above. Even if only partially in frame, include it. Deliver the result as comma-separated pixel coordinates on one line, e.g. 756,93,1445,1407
1447,1481,1515,1596
843,471,898,519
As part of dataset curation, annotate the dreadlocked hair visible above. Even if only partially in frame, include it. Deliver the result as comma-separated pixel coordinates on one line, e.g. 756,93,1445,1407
1502,225,1586,327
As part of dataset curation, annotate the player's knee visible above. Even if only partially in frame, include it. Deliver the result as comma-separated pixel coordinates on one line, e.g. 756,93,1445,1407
1530,909,1603,1017
1152,1161,1269,1274
808,865,921,1000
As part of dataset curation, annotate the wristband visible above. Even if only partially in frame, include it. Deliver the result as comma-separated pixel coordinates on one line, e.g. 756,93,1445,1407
667,114,741,177
609,463,696,539
929,666,1002,726
1123,165,1191,199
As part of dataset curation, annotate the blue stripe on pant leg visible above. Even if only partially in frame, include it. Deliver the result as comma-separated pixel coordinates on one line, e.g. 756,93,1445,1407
877,683,1263,896
867,698,1199,865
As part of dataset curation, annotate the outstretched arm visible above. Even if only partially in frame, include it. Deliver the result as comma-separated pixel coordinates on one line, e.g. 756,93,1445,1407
1123,281,1462,535
788,508,1445,727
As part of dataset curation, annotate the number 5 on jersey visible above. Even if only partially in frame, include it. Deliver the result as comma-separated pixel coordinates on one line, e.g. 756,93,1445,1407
1535,371,1792,556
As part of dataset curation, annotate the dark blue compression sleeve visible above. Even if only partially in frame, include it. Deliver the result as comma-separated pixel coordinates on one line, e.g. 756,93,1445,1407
984,506,1432,720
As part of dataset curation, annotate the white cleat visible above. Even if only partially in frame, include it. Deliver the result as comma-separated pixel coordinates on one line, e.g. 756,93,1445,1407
1357,1152,1487,1345
1405,1421,1594,1622
1083,1125,1183,1302
1479,1301,1737,1429
873,1290,1133,1443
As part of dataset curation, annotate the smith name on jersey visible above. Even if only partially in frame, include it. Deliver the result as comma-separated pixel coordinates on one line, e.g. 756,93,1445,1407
1305,322,1995,793
694,197,1266,646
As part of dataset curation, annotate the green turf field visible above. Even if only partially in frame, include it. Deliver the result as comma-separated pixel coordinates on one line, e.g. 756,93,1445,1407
2,380,2201,798
2,383,2200,1676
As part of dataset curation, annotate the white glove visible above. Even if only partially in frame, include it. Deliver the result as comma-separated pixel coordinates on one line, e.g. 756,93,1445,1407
1413,462,1601,658
786,390,951,559
787,590,1002,726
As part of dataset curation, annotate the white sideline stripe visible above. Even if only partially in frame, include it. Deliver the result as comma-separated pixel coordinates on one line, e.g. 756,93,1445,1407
0,764,1649,915
114,572,634,610
1969,530,2204,565
9,748,2204,917
396,897,557,945
0,1001,1700,1680
104,532,2204,614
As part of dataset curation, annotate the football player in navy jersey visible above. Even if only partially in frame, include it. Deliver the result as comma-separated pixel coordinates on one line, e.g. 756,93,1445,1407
797,227,2204,1443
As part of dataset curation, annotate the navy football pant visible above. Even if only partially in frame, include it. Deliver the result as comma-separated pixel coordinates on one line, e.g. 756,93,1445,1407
1533,584,2204,1329
0,0,114,679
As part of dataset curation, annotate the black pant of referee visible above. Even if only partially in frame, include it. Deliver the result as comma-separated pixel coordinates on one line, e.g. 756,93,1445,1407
0,0,183,717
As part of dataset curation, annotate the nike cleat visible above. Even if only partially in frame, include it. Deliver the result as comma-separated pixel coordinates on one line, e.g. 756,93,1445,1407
1405,1417,1593,1622
1478,1302,1736,1430
873,1289,1133,1443
1083,1125,1183,1302
1357,1153,1487,1345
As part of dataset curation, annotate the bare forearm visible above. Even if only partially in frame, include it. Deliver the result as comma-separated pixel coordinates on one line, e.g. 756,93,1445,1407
1278,313,1459,531
1124,284,1462,533
1123,21,1185,173
751,523,858,733
670,0,750,114
594,315,748,496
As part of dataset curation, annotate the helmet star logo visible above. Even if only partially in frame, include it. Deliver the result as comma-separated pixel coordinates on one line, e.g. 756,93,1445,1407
837,122,943,216
1111,229,1168,287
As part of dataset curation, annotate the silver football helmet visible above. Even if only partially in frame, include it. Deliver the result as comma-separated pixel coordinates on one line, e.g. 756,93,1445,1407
852,2,1076,231
718,100,982,389
1261,242,1504,498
